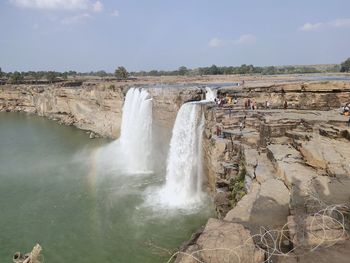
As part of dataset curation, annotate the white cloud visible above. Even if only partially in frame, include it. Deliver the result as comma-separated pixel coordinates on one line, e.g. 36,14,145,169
235,34,256,45
10,0,103,12
111,9,119,17
61,13,91,25
300,18,350,31
209,37,224,48
209,34,256,48
300,22,324,31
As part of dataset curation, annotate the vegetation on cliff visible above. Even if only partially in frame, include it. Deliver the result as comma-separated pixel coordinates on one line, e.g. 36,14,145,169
229,162,247,207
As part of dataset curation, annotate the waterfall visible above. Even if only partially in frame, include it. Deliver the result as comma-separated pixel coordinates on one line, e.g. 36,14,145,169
157,102,205,208
205,87,217,102
119,88,153,173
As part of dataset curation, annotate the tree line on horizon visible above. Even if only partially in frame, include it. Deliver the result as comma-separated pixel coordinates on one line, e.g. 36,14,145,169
1,58,349,84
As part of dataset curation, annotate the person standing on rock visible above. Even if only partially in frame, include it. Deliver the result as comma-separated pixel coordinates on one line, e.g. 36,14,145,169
216,125,221,137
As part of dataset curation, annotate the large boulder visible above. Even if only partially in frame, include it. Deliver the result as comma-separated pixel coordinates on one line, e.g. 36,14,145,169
175,218,264,263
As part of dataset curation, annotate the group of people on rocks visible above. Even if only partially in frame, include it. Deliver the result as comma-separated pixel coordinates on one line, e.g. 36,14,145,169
214,95,238,107
244,98,257,110
214,92,291,111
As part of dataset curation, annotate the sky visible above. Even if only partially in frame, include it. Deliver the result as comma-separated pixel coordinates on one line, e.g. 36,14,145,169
0,0,350,72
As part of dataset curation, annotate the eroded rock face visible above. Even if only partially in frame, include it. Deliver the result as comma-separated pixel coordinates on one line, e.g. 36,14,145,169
0,84,203,139
0,84,124,138
175,218,265,263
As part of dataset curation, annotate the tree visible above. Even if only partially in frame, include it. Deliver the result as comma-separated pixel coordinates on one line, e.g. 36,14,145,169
95,70,108,77
115,66,129,79
0,67,3,78
10,71,24,84
46,71,58,83
262,66,276,75
208,64,220,75
178,66,188,76
340,58,350,72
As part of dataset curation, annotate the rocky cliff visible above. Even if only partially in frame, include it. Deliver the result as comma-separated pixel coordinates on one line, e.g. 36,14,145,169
0,83,203,139
177,81,350,263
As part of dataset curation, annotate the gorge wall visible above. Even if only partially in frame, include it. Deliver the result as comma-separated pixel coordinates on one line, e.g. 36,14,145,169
0,83,203,139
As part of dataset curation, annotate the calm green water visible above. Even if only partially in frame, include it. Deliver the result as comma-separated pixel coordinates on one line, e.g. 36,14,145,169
0,112,213,263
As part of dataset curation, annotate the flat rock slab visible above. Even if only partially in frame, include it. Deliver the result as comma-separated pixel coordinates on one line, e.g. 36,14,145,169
300,136,350,177
225,179,290,234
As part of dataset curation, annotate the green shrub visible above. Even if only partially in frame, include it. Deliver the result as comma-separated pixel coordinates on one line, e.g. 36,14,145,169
230,164,247,207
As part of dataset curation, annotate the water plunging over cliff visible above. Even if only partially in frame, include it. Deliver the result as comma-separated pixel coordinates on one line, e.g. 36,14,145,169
119,88,153,173
205,87,217,102
157,102,205,208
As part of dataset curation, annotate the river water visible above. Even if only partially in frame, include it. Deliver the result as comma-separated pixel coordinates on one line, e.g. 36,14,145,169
0,112,213,263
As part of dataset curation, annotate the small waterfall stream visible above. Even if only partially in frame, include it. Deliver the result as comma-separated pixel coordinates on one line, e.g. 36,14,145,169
205,87,217,102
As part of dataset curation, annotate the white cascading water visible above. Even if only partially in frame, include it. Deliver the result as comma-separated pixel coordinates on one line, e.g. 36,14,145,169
157,102,205,208
119,88,153,173
205,87,217,102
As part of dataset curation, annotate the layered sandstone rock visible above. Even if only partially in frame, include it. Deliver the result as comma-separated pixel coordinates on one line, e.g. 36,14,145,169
192,81,350,263
0,83,203,139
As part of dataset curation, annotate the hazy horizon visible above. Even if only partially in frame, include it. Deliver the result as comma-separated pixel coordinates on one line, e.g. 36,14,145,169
1,0,349,72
